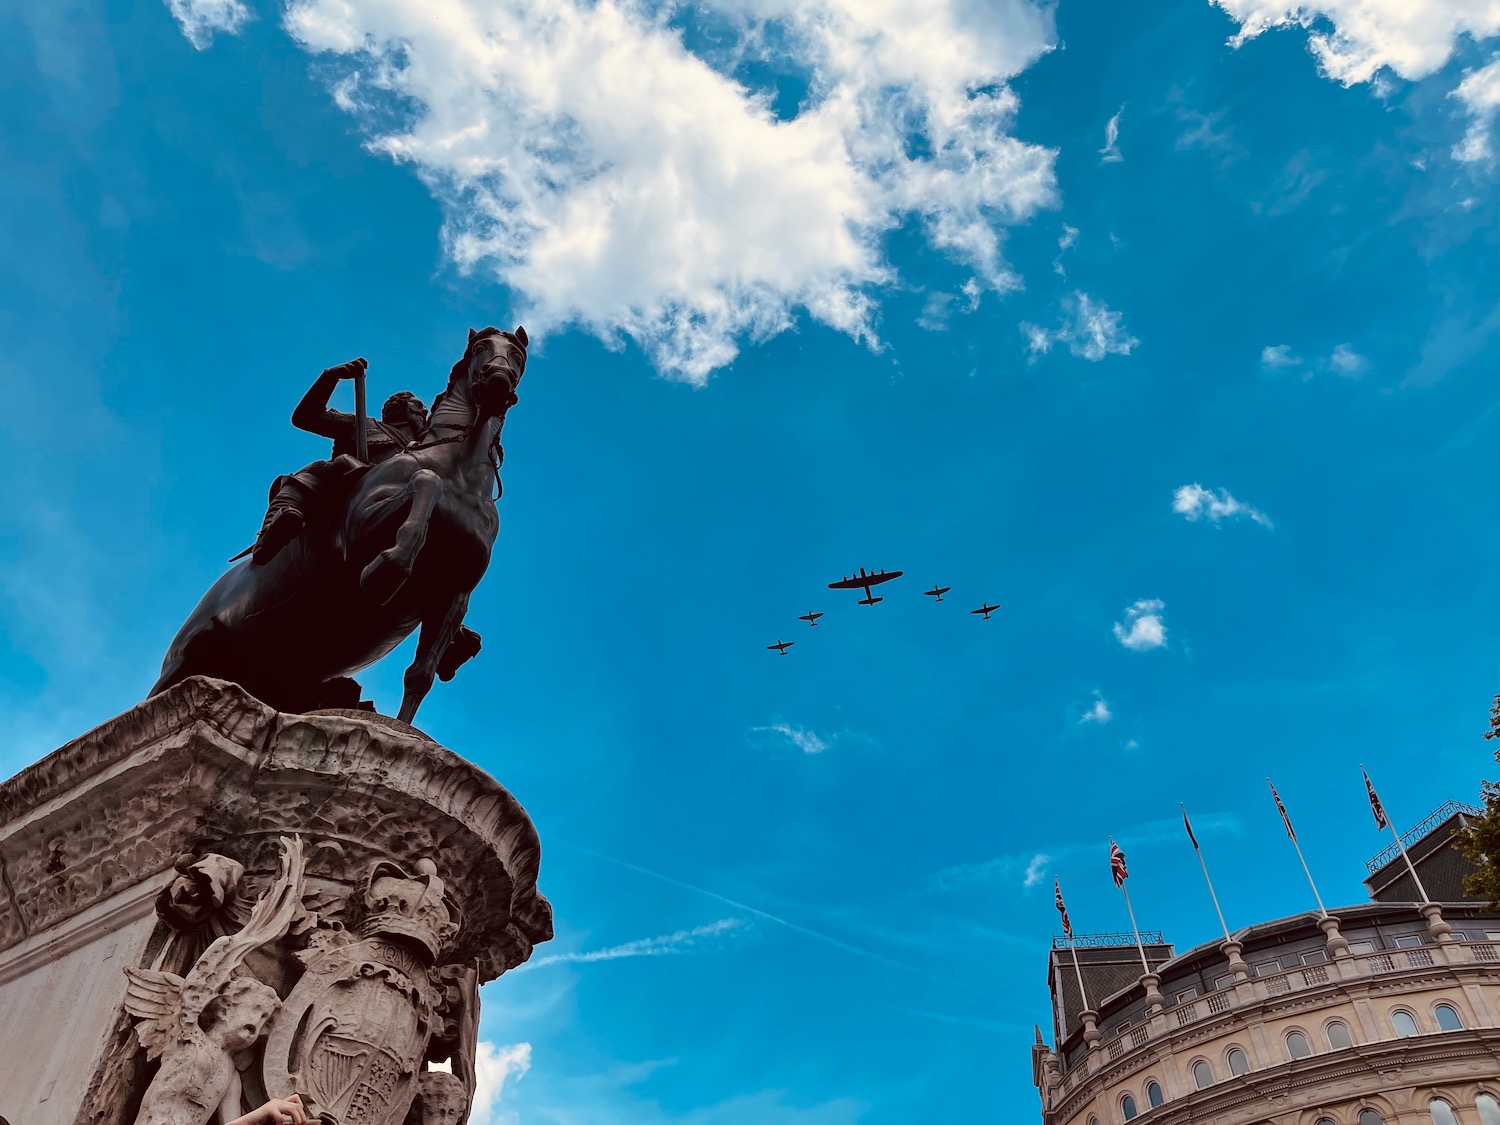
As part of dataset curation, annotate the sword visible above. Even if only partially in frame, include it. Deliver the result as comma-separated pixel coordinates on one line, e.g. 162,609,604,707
353,365,369,464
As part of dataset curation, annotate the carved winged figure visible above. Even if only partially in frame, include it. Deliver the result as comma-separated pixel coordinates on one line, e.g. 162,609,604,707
122,837,307,1125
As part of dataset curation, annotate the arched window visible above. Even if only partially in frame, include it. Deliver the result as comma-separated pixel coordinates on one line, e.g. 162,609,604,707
1122,1093,1138,1121
1087,1118,1099,1125
1392,1010,1421,1037
1192,1060,1213,1089
1286,1030,1312,1058
1327,1020,1354,1049
1434,1004,1463,1031
1227,1047,1249,1076
1359,1112,1386,1125
1146,1080,1164,1107
1477,1093,1500,1125
1317,1119,1338,1125
1429,1098,1460,1125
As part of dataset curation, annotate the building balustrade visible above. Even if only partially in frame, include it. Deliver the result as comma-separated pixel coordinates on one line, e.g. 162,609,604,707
1046,938,1500,1121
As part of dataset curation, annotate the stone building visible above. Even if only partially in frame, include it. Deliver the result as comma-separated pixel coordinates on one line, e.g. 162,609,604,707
1032,802,1500,1125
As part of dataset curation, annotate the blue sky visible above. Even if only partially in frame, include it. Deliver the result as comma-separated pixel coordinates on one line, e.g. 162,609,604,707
2,0,1499,1121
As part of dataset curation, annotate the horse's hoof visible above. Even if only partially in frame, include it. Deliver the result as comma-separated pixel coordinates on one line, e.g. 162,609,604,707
361,551,412,605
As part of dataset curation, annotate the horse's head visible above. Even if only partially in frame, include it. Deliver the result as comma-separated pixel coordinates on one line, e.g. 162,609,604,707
464,325,528,416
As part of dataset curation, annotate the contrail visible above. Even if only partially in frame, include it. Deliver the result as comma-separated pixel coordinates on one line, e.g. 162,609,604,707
517,918,745,971
561,842,913,971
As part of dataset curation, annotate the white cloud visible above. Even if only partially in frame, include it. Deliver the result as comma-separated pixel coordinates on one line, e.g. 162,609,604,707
1078,691,1112,724
1100,108,1124,163
165,0,251,49
1022,853,1051,887
1260,343,1303,368
1328,342,1369,377
469,1041,531,1125
270,0,1059,383
754,721,829,754
917,281,982,331
520,918,746,971
925,811,1242,893
1113,599,1167,651
1052,223,1079,276
1210,0,1500,87
1453,56,1500,162
1172,483,1273,527
1022,291,1138,361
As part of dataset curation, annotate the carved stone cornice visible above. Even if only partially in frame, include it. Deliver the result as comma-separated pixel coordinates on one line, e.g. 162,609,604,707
0,677,552,980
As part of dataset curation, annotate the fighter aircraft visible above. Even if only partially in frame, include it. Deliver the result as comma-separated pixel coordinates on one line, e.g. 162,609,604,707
828,566,904,606
970,602,1001,620
767,639,795,655
798,611,825,627
924,584,952,602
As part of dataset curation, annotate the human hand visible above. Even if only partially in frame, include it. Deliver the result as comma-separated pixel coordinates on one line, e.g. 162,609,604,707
325,358,368,381
228,1094,307,1125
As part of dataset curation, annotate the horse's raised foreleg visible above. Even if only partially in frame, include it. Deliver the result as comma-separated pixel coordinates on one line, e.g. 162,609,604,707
398,591,470,724
361,468,443,605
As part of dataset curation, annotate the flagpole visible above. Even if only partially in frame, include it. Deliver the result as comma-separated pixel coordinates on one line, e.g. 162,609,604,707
1268,778,1329,919
1182,803,1233,944
1119,882,1152,976
1068,937,1090,1011
1054,879,1091,1011
1363,765,1431,904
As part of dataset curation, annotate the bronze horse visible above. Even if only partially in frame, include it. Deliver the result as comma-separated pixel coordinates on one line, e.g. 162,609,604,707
152,327,528,723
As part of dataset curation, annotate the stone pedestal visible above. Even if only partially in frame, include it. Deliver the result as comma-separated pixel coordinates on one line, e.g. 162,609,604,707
0,677,552,1125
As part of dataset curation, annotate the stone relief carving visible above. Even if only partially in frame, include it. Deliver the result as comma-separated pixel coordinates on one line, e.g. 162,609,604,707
407,1072,469,1125
121,837,306,1125
259,859,460,1125
157,853,251,936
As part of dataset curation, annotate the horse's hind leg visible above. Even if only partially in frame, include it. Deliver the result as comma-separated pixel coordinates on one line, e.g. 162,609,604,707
361,469,443,606
398,591,470,724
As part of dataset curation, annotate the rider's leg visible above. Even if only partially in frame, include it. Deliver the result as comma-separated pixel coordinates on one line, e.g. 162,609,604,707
252,476,312,565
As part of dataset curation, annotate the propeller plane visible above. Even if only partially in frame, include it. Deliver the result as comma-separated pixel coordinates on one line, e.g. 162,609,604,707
924,584,951,602
828,566,904,606
798,611,824,626
767,639,795,655
970,602,1001,620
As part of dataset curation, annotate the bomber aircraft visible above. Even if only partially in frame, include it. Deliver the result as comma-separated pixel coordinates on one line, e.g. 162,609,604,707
828,566,904,606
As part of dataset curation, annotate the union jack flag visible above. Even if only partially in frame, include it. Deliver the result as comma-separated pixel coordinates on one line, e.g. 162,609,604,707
1109,839,1128,888
1269,779,1297,841
1054,879,1072,937
1362,767,1389,830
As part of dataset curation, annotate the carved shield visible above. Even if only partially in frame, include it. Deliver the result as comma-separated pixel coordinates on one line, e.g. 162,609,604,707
261,937,435,1125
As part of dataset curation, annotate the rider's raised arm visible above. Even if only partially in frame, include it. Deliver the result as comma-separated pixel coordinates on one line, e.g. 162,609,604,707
291,358,366,441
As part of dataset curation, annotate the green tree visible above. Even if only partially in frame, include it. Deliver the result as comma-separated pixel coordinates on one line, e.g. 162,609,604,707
1456,694,1500,906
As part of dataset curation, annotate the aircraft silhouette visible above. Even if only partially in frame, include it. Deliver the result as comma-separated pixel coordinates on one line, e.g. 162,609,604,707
798,611,824,626
970,603,1001,620
767,639,795,655
924,584,951,602
828,566,904,606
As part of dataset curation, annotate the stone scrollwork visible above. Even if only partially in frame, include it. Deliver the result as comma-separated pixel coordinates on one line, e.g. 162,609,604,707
120,837,307,1125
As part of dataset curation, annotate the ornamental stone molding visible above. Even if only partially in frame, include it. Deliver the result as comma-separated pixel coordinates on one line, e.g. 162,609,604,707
0,676,552,1125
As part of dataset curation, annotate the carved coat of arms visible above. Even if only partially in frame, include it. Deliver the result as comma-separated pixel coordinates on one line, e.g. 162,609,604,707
260,859,461,1125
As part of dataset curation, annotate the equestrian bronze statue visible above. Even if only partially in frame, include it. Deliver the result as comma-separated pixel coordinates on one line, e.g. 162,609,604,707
152,326,528,723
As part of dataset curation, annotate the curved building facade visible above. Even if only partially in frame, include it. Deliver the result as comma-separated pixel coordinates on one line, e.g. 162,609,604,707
1032,807,1500,1125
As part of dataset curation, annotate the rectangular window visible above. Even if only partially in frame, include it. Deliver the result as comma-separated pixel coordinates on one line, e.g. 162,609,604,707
1301,950,1329,965
1484,931,1500,942
1346,940,1375,954
1392,935,1425,949
1212,973,1235,991
1254,961,1283,977
1175,987,1199,1003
